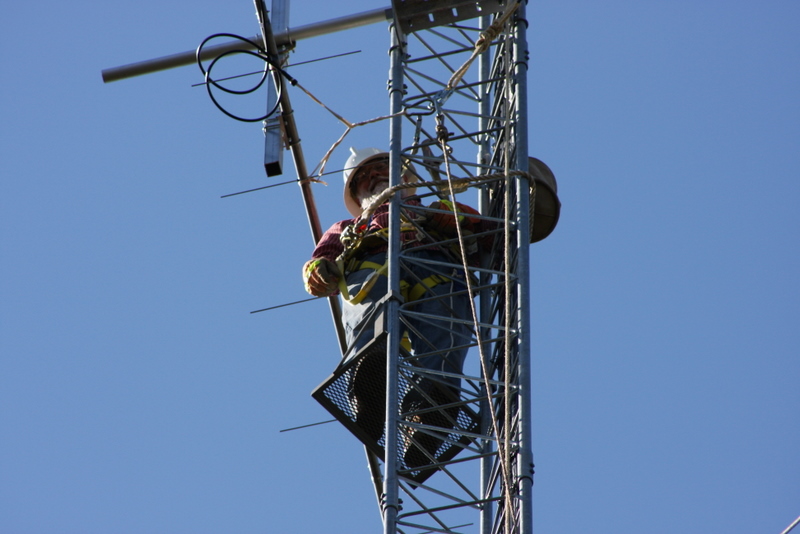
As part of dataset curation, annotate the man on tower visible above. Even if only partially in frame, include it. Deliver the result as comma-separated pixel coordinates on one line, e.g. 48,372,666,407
302,147,484,469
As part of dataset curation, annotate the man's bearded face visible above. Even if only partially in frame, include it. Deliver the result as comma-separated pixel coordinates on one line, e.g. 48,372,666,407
351,158,391,207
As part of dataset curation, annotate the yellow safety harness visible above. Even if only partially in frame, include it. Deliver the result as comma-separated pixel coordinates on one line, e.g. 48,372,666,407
338,259,451,305
335,219,451,306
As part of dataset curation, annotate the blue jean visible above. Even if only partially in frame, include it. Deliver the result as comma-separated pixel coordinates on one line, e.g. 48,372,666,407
342,249,473,465
341,249,472,384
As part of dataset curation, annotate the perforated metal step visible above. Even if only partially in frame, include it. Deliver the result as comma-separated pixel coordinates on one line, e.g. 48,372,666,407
311,331,479,484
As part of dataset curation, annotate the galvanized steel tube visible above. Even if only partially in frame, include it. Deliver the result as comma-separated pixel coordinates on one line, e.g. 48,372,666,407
382,21,406,534
512,2,534,533
102,7,391,83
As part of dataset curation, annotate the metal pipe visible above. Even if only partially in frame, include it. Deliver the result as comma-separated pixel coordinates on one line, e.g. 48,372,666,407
781,515,800,534
382,21,406,534
262,0,289,177
512,3,534,533
101,7,391,83
477,15,494,534
254,0,348,353
365,448,385,519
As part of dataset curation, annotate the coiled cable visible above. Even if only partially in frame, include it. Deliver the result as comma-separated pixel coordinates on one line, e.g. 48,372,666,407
196,33,295,123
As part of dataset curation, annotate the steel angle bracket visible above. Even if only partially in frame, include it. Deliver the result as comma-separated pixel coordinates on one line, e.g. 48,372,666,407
391,0,506,33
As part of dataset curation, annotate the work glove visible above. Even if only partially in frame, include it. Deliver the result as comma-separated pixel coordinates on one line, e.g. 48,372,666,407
303,258,342,297
426,200,480,234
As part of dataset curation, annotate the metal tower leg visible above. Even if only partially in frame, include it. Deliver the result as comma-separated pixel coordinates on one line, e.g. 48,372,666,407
511,3,533,533
384,2,533,532
382,20,408,534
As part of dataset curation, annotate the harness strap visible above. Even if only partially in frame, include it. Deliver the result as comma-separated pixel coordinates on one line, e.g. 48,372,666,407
405,273,450,303
345,259,450,304
337,260,387,305
338,221,419,267
357,261,385,272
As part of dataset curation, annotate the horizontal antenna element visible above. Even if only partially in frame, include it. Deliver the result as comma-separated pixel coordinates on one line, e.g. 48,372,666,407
101,8,390,83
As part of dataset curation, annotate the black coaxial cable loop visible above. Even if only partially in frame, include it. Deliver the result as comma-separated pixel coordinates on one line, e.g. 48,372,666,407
195,33,296,123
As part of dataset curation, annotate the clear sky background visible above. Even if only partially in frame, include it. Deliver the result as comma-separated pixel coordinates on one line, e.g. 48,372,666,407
2,1,798,533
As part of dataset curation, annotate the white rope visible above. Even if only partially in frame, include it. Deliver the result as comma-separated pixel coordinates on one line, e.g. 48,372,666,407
437,143,516,514
359,172,529,220
293,81,404,182
295,1,520,185
445,1,521,93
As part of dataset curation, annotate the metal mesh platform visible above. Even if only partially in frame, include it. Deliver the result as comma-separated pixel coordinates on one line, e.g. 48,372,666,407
312,332,480,484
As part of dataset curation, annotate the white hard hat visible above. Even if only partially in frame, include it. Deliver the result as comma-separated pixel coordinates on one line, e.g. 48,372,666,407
342,147,418,217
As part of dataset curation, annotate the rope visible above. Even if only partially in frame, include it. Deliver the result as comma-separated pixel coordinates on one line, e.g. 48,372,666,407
292,81,404,181
359,171,529,220
290,2,520,186
356,159,530,516
444,1,520,94
436,143,517,513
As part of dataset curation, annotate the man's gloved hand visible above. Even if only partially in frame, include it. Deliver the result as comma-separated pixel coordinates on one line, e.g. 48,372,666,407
303,258,342,297
426,200,480,234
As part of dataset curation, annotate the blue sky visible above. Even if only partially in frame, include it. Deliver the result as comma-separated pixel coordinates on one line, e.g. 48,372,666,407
2,1,798,533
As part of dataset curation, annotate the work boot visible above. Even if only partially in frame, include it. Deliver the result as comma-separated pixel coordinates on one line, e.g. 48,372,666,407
403,418,446,469
401,380,460,470
349,351,386,443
